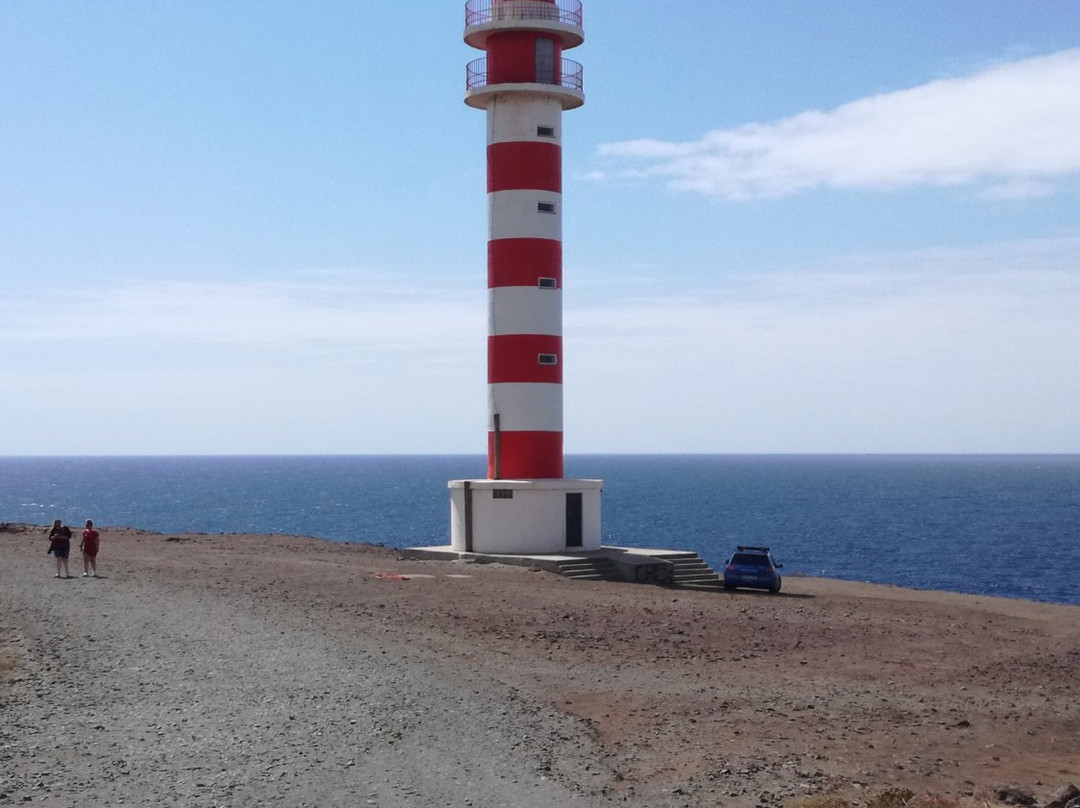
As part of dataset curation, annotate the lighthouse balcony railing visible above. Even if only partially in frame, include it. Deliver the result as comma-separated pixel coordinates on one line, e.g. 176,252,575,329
465,0,582,28
466,57,583,93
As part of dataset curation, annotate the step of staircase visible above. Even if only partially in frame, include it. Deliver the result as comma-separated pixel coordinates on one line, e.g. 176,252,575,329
553,557,621,582
668,554,723,589
550,551,724,588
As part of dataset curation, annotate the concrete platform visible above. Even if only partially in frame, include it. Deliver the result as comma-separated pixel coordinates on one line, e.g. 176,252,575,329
403,545,724,588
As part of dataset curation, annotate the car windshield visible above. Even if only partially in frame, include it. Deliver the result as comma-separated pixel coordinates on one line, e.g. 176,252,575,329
731,553,771,567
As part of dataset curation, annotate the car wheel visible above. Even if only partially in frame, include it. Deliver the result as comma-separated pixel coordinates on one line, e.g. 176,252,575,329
723,582,735,591
769,577,782,594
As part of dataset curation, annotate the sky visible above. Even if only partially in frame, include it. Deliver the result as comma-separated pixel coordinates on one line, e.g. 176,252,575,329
2,1,1079,456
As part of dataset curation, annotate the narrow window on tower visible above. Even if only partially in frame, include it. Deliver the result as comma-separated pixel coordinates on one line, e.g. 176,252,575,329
538,201,556,214
538,354,558,366
538,277,557,289
537,125,556,138
535,38,556,84
492,489,514,500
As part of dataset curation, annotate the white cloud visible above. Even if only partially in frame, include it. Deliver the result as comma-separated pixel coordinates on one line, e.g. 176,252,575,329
564,236,1080,452
3,240,1078,454
0,272,488,455
596,49,1080,199
0,273,483,360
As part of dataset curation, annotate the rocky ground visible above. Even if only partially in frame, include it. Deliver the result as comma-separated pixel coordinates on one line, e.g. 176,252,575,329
1,524,1077,807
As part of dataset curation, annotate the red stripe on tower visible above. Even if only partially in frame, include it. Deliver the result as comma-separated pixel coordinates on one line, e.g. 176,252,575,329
486,431,563,480
488,335,563,384
487,141,561,193
488,239,561,288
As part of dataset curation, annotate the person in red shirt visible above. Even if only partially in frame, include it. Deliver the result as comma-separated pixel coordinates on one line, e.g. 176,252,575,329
80,519,100,578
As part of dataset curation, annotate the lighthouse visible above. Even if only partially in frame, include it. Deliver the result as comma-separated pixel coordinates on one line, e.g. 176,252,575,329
448,0,602,555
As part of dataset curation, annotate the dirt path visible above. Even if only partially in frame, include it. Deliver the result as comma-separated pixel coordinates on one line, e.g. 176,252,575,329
2,525,1077,807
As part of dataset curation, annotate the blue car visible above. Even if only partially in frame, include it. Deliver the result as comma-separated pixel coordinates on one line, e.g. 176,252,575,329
722,546,783,593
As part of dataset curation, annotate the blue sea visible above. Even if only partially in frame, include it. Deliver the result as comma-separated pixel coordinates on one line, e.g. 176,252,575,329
2,455,1077,606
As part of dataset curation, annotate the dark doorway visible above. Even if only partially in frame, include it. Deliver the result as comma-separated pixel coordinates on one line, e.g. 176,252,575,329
566,492,583,548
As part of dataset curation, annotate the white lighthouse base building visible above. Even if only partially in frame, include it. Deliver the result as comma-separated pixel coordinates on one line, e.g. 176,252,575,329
448,478,602,554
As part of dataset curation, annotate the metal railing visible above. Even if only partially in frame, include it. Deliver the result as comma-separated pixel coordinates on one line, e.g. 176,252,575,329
465,0,583,28
466,56,583,92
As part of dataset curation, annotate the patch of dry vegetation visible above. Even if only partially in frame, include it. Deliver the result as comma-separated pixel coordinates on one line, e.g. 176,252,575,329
788,788,992,808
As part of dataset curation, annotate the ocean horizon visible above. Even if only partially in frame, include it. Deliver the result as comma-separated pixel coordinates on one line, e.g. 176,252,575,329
2,453,1077,606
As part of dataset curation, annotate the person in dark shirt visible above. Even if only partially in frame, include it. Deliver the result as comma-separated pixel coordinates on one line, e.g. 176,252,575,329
47,519,72,578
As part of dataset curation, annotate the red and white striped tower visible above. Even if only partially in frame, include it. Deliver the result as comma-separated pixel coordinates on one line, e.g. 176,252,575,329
467,0,584,480
449,0,601,555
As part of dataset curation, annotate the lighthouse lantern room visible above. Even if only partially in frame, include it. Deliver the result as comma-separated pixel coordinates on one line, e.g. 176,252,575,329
448,0,602,555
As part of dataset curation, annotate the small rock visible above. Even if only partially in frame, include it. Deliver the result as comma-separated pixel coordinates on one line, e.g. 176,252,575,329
997,786,1037,806
1046,785,1080,808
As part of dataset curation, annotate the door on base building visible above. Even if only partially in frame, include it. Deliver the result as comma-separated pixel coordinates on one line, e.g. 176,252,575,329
566,493,583,548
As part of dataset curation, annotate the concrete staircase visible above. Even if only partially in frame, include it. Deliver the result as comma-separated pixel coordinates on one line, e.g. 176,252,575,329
665,552,724,589
551,550,723,589
553,556,622,582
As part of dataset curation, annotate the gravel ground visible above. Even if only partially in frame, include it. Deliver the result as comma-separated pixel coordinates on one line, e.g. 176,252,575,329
1,531,609,807
2,525,1078,808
